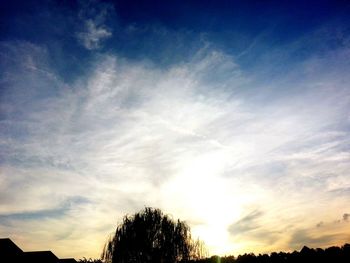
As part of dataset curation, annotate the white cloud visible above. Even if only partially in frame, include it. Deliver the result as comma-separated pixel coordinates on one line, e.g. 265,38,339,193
78,20,112,50
1,40,350,258
76,1,113,50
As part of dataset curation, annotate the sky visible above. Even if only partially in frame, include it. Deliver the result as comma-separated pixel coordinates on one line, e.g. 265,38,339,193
1,0,350,259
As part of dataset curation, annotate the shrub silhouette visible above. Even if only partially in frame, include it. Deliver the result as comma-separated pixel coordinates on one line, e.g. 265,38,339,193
102,207,206,263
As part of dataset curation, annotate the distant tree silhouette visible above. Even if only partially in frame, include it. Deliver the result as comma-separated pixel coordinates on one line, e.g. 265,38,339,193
102,207,207,263
190,243,350,263
78,258,102,263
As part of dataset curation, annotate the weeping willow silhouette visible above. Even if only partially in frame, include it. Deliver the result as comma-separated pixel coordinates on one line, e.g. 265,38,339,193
102,207,207,263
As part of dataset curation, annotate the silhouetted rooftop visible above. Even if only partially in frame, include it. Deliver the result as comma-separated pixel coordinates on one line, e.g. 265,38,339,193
60,258,78,263
0,238,23,259
23,251,59,263
0,238,76,263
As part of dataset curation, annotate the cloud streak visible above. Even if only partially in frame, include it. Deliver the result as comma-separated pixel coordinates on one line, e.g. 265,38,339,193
228,210,263,235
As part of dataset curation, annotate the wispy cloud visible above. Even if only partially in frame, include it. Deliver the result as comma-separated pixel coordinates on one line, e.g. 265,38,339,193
78,20,112,50
289,229,339,249
0,196,89,221
289,222,350,251
1,30,350,257
76,1,113,50
228,210,263,235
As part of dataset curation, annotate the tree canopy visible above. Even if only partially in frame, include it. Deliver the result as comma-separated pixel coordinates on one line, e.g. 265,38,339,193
102,207,207,263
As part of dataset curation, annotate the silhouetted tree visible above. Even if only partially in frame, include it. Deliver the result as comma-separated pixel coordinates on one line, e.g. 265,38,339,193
102,207,206,263
190,238,209,260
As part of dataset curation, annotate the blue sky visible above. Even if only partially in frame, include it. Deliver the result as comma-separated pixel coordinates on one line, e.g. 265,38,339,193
1,0,350,259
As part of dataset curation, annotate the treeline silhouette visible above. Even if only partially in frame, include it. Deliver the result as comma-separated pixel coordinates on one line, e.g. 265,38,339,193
189,244,350,263
78,244,350,263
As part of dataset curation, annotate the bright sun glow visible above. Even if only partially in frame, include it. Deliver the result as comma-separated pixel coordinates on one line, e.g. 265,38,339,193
161,150,247,255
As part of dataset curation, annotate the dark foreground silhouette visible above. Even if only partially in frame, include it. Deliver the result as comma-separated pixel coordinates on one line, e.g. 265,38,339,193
1,208,349,263
0,238,77,263
101,207,350,263
190,244,350,263
102,207,207,263
1,237,349,263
